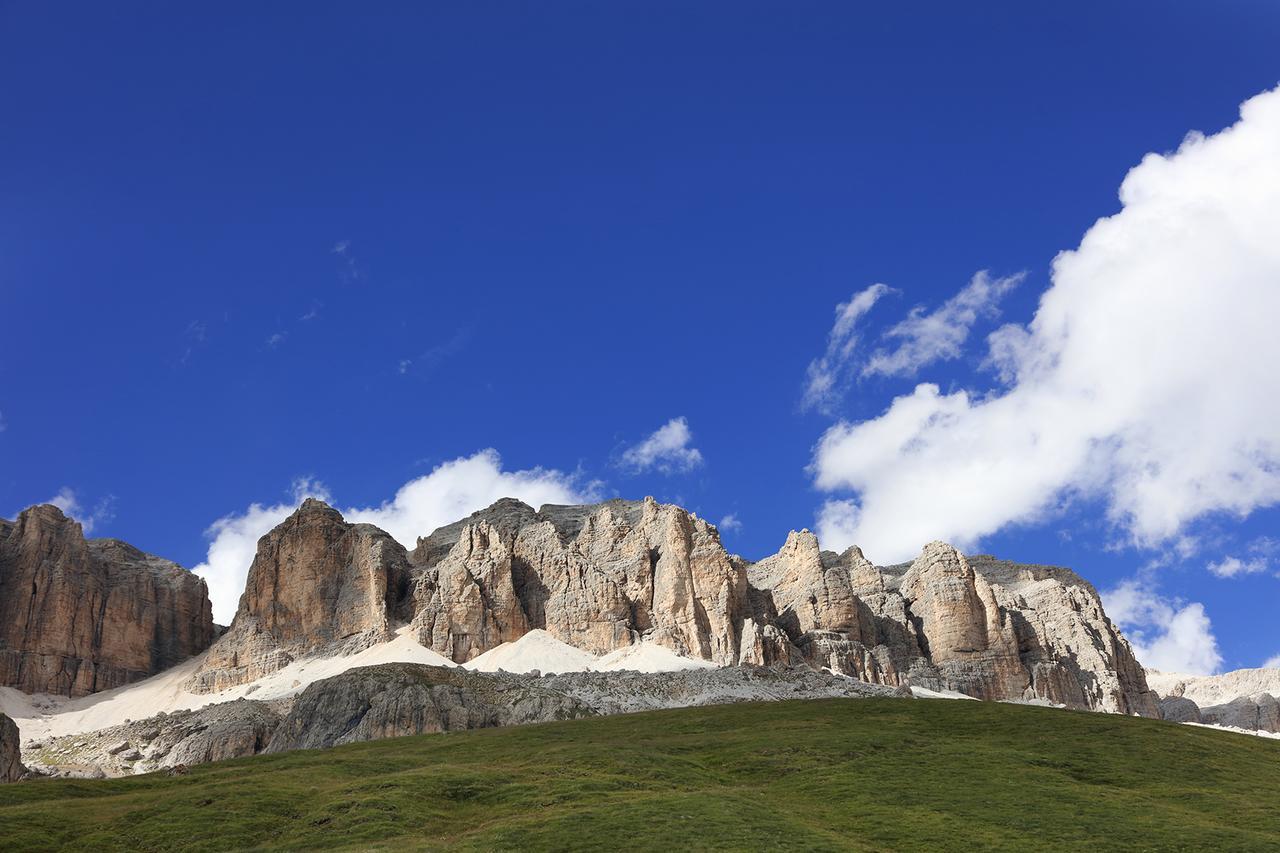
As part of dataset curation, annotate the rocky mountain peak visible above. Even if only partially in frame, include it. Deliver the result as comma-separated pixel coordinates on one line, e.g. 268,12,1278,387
0,504,215,697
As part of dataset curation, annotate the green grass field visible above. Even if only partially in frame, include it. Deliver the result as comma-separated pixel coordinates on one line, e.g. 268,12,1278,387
2,698,1278,851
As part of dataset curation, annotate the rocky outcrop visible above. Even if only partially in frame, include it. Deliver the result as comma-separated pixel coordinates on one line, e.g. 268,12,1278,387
746,538,1155,715
1199,694,1280,732
264,663,593,752
26,661,900,774
1,713,25,782
963,554,1158,716
25,700,282,778
890,543,1024,702
408,497,749,665
0,505,215,697
267,661,899,754
188,500,412,693
1146,667,1280,709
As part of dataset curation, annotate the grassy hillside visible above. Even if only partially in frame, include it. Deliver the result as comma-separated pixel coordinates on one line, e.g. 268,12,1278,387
2,698,1278,851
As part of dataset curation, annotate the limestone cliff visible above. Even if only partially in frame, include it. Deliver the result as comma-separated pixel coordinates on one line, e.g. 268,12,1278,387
187,499,412,693
409,497,749,664
747,538,1157,715
0,505,215,697
183,495,1156,717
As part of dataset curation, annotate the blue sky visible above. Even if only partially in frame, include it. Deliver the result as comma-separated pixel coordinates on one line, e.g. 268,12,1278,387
2,3,1278,673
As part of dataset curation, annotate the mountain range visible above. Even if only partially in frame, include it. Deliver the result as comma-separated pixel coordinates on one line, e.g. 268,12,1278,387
1,496,1275,781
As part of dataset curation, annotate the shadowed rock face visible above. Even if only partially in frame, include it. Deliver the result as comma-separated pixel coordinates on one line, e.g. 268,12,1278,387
188,499,413,693
0,505,215,697
1,714,24,782
1199,694,1280,732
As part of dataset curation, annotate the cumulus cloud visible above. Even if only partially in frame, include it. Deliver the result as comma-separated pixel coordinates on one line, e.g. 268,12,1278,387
1206,555,1268,579
619,417,704,474
718,513,742,533
801,283,893,413
1103,579,1222,674
44,488,115,535
193,450,593,624
862,271,1023,378
1264,654,1280,669
812,86,1280,562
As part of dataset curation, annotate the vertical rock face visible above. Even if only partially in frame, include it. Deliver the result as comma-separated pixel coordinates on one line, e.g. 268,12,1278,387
966,555,1158,716
898,543,1027,702
1,713,24,783
409,497,749,665
188,499,412,693
409,522,529,661
748,531,862,638
747,535,1155,715
0,505,215,697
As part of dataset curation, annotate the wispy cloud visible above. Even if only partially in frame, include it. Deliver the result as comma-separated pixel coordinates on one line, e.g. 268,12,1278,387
178,320,207,367
718,513,742,533
299,301,323,322
619,417,705,475
862,270,1023,379
44,488,116,536
265,331,288,348
1206,555,1268,579
332,239,364,284
398,327,472,377
800,283,892,414
810,85,1280,563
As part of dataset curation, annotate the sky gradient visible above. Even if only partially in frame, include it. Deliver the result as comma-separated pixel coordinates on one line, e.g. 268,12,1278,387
2,3,1279,673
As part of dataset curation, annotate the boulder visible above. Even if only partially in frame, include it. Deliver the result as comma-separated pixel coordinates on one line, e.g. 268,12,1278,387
1158,696,1202,724
1,713,25,782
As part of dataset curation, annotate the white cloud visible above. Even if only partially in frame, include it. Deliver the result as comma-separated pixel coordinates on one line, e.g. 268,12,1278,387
343,450,594,546
801,283,893,413
862,270,1024,378
0,410,7,432
1264,654,1280,669
811,85,1280,562
192,451,592,624
619,417,704,474
266,332,287,348
1103,579,1222,674
44,488,115,536
718,513,742,533
1206,555,1268,579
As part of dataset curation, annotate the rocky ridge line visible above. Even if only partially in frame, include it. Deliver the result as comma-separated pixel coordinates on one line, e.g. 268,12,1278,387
187,497,1157,716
